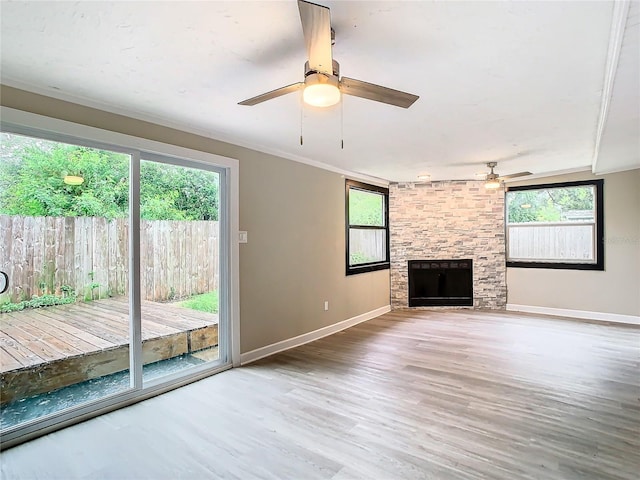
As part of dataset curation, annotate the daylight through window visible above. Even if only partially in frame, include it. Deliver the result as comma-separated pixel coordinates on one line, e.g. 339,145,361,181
506,180,604,270
345,180,390,275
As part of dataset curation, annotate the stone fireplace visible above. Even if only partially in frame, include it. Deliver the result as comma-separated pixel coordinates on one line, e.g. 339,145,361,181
408,259,473,307
389,181,506,309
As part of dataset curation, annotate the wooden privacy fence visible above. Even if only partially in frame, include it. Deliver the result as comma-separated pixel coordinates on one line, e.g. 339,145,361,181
507,224,594,260
0,215,218,303
349,229,386,264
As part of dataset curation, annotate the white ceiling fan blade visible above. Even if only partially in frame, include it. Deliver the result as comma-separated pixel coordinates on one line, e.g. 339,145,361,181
298,0,333,75
238,82,304,106
500,171,532,180
340,77,419,108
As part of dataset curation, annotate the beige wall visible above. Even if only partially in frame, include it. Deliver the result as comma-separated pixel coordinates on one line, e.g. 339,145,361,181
506,169,640,317
0,85,391,354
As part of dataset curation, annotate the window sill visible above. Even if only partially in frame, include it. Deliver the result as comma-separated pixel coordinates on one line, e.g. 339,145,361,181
346,262,390,276
506,260,604,271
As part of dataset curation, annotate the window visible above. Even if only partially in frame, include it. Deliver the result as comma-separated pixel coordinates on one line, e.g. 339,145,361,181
506,179,604,270
346,180,390,275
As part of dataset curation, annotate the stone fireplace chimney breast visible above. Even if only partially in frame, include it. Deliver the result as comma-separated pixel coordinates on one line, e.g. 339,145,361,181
390,181,506,310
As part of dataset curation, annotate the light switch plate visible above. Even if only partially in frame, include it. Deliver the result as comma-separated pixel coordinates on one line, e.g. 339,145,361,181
239,231,248,243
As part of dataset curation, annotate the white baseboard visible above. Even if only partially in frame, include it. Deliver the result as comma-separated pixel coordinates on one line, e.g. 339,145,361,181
240,305,391,365
506,304,640,325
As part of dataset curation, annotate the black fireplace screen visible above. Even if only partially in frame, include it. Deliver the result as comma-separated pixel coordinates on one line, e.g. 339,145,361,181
408,259,473,307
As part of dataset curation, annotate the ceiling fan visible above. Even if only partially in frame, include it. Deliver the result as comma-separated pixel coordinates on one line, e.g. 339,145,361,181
481,162,532,189
238,0,419,109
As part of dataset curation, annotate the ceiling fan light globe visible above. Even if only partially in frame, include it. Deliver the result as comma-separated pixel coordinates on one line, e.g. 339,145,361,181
303,83,341,107
484,179,501,189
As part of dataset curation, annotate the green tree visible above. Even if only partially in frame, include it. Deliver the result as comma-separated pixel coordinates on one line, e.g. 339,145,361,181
507,186,594,224
0,136,219,221
349,189,384,226
0,144,128,218
139,161,218,221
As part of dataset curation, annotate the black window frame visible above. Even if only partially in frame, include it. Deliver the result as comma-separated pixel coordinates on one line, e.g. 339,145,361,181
506,179,604,271
345,179,390,276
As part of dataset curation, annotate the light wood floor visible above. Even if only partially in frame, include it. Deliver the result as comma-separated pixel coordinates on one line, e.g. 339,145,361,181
1,310,639,479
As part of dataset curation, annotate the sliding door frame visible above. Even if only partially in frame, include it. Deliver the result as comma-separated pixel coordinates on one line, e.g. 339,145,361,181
0,107,240,448
139,152,230,385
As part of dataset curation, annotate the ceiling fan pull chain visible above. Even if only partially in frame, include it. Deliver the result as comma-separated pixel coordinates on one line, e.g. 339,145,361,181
341,96,344,149
300,96,304,146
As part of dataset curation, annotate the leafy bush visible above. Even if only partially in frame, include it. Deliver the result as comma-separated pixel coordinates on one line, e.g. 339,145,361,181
1,291,77,313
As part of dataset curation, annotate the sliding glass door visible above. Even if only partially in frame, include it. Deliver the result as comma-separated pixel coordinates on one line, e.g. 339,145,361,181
138,158,224,384
0,133,133,428
0,118,234,446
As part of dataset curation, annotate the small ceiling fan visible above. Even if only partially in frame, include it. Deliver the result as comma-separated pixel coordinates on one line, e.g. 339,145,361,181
481,162,532,189
238,0,419,109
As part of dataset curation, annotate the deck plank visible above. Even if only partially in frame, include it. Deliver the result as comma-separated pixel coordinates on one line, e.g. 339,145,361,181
0,346,23,371
59,302,134,336
0,323,67,362
0,331,44,367
47,311,128,346
125,300,212,330
25,309,115,350
0,297,219,403
69,301,182,338
53,302,131,339
2,311,101,354
3,312,86,358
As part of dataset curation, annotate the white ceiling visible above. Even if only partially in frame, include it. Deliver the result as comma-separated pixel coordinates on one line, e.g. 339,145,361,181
1,1,638,183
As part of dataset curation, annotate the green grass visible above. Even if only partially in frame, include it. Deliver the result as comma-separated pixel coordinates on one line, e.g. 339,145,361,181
177,291,218,314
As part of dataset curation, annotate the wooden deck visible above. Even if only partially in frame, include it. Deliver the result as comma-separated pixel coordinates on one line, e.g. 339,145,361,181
0,297,218,404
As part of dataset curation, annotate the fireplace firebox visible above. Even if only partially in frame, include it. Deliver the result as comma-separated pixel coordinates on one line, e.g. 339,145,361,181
408,259,473,307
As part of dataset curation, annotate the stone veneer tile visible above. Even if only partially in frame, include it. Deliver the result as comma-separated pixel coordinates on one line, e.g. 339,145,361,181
390,181,506,310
